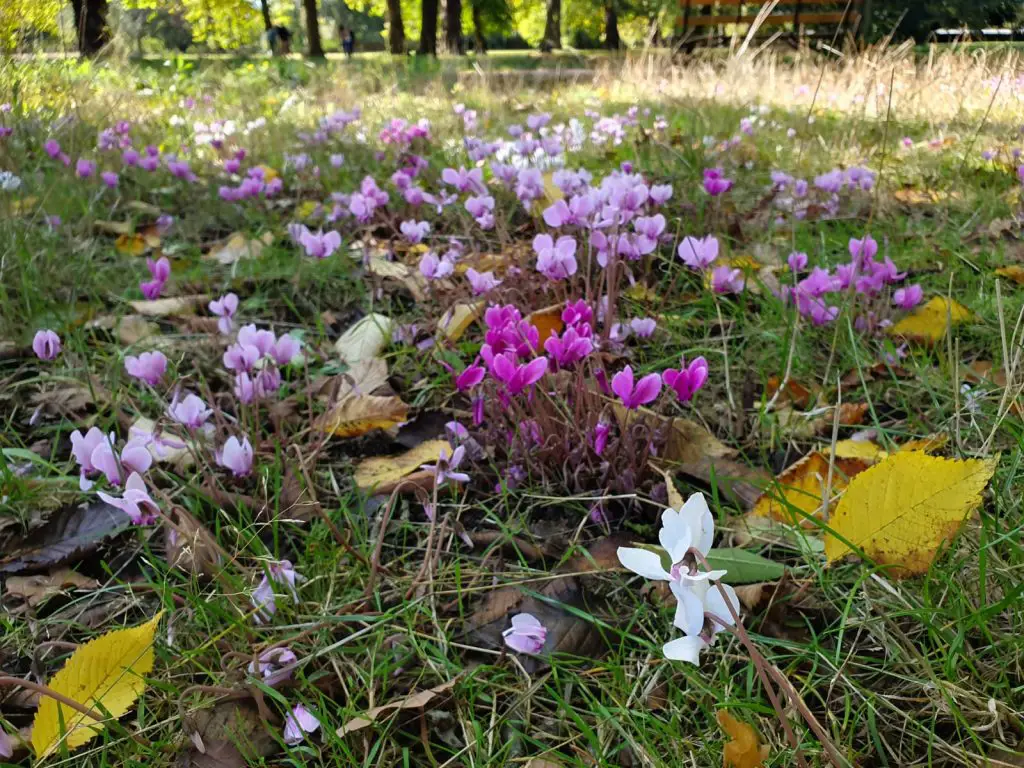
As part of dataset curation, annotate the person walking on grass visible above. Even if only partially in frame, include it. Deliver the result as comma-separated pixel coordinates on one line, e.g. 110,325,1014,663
267,25,292,55
340,25,355,58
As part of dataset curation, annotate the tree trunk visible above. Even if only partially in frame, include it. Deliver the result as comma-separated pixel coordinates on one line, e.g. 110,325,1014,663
419,0,438,55
70,0,110,56
442,0,462,53
541,0,561,51
303,0,324,56
604,1,619,49
387,0,405,53
260,0,272,29
471,0,486,52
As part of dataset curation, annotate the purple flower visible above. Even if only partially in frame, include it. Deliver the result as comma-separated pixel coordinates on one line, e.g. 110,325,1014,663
787,251,808,272
677,235,718,270
630,317,657,338
421,444,471,487
502,613,547,654
124,351,167,385
234,372,257,404
247,647,298,687
848,235,878,265
441,166,485,194
168,393,213,430
70,427,113,490
893,284,923,309
490,353,548,395
140,256,170,300
612,365,662,410
650,184,673,205
703,167,733,196
252,560,305,623
224,343,261,372
209,293,239,335
534,234,578,280
216,436,254,477
466,268,501,295
562,300,593,328
75,158,95,178
330,153,344,168
270,334,301,366
32,329,61,361
710,266,744,294
454,363,485,392
101,171,119,188
400,219,430,244
44,139,61,158
122,148,139,166
544,325,593,368
299,229,341,259
419,251,454,280
98,472,159,525
592,421,610,456
255,366,282,398
663,356,708,402
283,704,321,745
238,324,276,356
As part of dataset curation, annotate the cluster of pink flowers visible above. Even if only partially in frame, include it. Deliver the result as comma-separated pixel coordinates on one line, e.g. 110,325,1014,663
219,166,282,201
545,300,595,368
379,117,431,148
223,324,300,405
771,166,875,221
140,256,171,300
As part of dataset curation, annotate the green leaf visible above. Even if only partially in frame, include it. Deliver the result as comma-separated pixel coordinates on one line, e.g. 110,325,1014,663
706,548,785,584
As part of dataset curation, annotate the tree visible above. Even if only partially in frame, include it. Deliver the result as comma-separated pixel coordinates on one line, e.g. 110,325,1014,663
603,0,619,48
69,0,110,55
541,0,560,50
869,0,1021,42
386,0,405,52
260,0,273,29
303,0,324,55
470,0,486,51
443,0,462,52
419,0,438,54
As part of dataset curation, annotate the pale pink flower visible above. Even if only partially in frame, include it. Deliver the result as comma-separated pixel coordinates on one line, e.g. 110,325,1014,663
678,235,718,270
98,472,159,525
466,268,501,295
283,704,321,745
168,393,212,430
630,317,657,338
502,613,547,654
533,234,577,280
32,329,61,360
299,229,342,259
710,266,744,294
124,351,167,386
893,284,923,310
209,293,239,335
216,435,254,477
270,334,301,366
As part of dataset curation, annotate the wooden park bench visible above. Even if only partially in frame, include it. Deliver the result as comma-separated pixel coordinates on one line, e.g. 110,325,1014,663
677,0,863,46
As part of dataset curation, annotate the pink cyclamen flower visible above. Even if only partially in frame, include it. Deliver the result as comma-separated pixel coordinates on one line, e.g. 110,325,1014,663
299,229,342,259
70,427,114,490
270,334,301,366
283,704,321,745
787,251,808,272
454,363,485,392
848,235,878,265
400,219,430,244
75,158,95,178
533,234,578,280
101,171,119,188
247,647,298,687
663,356,709,402
419,251,454,280
502,613,547,654
89,437,152,488
893,284,923,309
421,444,471,487
234,372,257,404
630,317,657,338
592,421,610,456
677,235,719,270
168,393,212,430
32,329,61,360
44,139,61,158
491,354,548,395
209,293,239,335
710,265,744,294
216,435,254,477
466,268,501,295
223,343,261,373
612,365,662,410
238,324,276,357
544,326,593,368
98,472,159,525
252,559,305,623
703,167,733,196
140,256,170,300
124,350,167,386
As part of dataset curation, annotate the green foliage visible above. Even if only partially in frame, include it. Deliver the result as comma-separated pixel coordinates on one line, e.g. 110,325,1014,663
123,0,262,48
0,0,62,51
871,0,1023,42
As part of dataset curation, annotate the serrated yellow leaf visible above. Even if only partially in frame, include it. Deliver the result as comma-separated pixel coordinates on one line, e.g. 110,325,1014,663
899,433,948,453
32,613,162,758
316,394,409,438
889,296,972,345
353,439,450,491
825,452,997,575
751,451,870,523
827,440,888,462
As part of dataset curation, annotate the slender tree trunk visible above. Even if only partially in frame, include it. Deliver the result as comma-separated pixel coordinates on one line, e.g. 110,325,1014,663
419,0,438,55
604,0,619,49
471,0,486,52
541,0,561,51
303,0,324,55
442,0,462,53
260,0,272,29
69,0,110,56
387,0,405,53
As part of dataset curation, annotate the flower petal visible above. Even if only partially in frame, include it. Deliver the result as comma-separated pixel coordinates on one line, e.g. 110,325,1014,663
663,635,705,664
616,547,671,581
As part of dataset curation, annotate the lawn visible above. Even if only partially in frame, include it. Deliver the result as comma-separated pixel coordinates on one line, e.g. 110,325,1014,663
1,46,1023,767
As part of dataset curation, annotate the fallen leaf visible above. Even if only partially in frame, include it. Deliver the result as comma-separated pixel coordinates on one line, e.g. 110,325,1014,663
765,377,814,409
825,452,997,575
612,403,734,465
123,200,162,216
827,439,888,463
30,379,108,419
129,295,210,318
900,433,948,453
677,457,771,510
995,265,1024,285
0,501,133,573
717,710,769,768
965,360,1008,388
368,254,427,301
4,569,99,607
316,394,409,438
526,304,565,346
117,315,160,345
889,296,973,345
32,613,163,758
438,300,485,342
751,451,872,523
352,439,451,492
334,313,393,365
115,233,149,256
165,510,223,580
337,679,458,736
181,702,277,768
205,232,273,265
93,220,134,236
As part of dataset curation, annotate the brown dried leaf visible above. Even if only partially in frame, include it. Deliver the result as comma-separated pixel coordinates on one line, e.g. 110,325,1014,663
718,710,769,768
337,679,458,736
611,403,734,465
316,394,409,438
677,457,771,510
205,232,273,265
129,295,210,318
4,569,99,607
750,451,872,523
165,510,223,580
0,501,133,573
180,702,276,767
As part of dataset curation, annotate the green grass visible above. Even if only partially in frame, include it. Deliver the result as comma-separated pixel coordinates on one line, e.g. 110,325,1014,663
1,46,1024,767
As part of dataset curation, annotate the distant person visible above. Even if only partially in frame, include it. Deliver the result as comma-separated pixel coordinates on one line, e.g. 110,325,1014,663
340,25,355,58
267,25,292,55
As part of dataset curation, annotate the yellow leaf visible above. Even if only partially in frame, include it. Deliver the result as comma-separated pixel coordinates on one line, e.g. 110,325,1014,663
205,232,273,265
889,296,972,345
438,301,485,342
623,283,658,303
254,165,279,182
526,304,565,347
353,439,450,492
128,294,210,318
825,452,997,575
367,255,427,301
334,313,393,365
900,433,948,453
827,439,888,463
10,195,39,216
531,172,565,216
115,234,148,256
93,220,134,236
317,394,409,438
995,265,1024,285
751,451,871,523
717,710,769,768
32,613,162,758
296,200,320,220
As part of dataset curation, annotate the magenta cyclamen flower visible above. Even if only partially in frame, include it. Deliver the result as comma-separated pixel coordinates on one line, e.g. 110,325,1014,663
299,229,341,259
703,167,733,196
98,472,159,525
168,393,212,430
502,613,547,654
533,234,578,280
421,444,471,486
209,293,239,335
893,284,923,309
454,363,485,392
101,171,119,188
787,251,808,272
544,326,594,368
32,329,61,361
611,365,662,410
491,353,548,395
75,158,96,178
592,421,610,455
124,350,167,385
678,235,719,270
663,356,709,402
216,435,254,477
400,219,430,244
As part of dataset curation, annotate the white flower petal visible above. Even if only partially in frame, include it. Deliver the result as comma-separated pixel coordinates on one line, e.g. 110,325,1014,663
663,635,706,664
678,491,715,555
658,508,693,564
705,583,740,631
683,568,728,583
670,580,706,636
616,547,671,581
